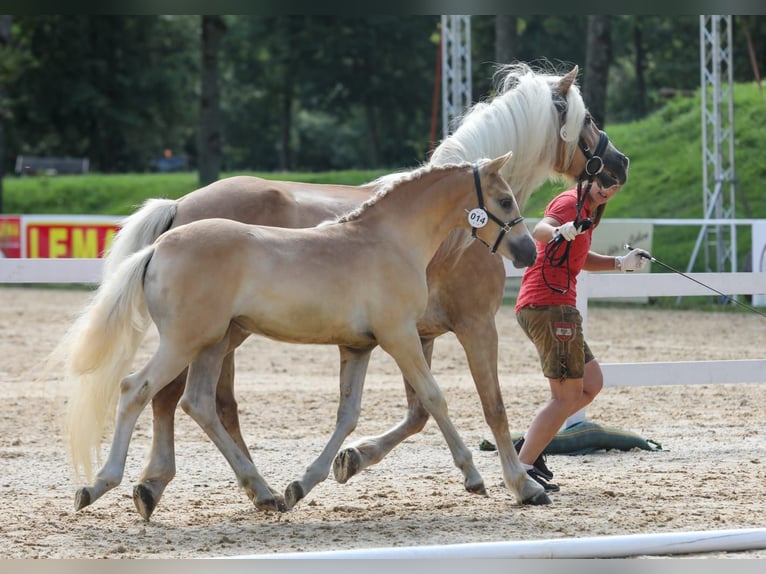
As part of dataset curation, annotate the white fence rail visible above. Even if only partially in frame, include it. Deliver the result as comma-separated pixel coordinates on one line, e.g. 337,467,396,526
3,258,766,389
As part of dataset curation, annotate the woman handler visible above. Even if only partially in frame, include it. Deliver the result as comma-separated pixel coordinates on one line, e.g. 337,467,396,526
514,180,649,492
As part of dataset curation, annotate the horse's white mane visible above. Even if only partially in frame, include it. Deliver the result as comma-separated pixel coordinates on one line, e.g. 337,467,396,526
327,159,480,225
429,62,587,211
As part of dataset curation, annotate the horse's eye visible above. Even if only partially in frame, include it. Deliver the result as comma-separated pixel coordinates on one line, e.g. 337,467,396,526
499,198,513,211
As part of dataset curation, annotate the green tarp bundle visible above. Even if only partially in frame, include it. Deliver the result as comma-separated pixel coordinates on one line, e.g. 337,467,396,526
480,420,662,455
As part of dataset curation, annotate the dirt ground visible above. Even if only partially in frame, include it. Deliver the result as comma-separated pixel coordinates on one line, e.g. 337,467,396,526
1,286,765,559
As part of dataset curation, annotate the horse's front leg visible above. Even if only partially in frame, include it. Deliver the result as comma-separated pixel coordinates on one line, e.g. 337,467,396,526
377,325,486,496
452,315,549,506
333,338,432,484
285,345,372,509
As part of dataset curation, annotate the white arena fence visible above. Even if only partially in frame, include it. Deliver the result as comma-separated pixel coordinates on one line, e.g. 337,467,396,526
2,256,765,389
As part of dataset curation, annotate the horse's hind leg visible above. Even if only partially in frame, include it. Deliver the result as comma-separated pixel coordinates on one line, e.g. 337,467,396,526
180,338,285,513
333,339,432,484
75,346,194,512
452,316,549,506
134,325,254,520
132,370,187,520
285,346,372,509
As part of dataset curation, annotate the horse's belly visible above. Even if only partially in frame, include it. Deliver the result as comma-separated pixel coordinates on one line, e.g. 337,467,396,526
232,310,376,348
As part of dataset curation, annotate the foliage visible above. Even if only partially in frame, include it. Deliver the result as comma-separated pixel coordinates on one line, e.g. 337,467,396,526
2,15,766,178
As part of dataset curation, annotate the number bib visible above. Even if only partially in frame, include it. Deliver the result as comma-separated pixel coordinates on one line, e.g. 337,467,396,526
467,208,488,228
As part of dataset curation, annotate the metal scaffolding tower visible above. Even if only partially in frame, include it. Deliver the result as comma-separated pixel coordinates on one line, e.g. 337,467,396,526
687,15,738,274
441,15,471,137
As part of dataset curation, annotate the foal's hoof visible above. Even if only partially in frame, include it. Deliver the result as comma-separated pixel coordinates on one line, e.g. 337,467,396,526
284,481,304,510
74,487,91,511
254,494,287,513
333,448,361,484
465,480,487,496
133,484,158,521
523,491,551,505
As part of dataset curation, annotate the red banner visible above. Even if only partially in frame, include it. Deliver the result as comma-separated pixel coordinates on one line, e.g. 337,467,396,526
25,222,119,258
0,216,22,258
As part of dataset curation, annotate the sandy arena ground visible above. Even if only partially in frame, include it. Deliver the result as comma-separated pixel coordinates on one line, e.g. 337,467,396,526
0,286,764,559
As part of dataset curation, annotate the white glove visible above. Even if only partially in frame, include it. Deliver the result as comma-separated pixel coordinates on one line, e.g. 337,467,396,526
615,248,650,272
553,221,581,242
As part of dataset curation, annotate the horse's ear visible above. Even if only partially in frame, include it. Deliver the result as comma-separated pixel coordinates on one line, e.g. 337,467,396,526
557,65,579,96
485,151,513,174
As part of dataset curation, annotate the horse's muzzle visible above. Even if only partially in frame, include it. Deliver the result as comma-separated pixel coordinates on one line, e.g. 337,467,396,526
509,234,537,268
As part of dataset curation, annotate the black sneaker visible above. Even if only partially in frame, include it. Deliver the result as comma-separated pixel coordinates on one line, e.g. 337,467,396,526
527,468,560,493
514,438,554,481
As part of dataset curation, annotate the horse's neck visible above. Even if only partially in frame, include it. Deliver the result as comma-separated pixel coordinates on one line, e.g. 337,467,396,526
430,95,559,211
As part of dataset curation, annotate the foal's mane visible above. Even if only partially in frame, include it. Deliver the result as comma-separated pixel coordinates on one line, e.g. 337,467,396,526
329,160,475,225
429,62,587,210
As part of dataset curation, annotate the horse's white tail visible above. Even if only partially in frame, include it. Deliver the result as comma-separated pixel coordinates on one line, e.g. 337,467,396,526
102,198,176,279
59,245,156,481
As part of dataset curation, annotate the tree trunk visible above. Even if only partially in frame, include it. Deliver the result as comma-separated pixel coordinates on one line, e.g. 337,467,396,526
584,15,612,128
494,15,518,65
364,101,380,167
198,15,226,187
278,79,292,171
0,15,12,212
633,19,647,117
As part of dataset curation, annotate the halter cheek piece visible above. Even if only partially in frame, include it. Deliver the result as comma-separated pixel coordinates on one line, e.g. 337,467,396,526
578,123,623,189
469,164,524,254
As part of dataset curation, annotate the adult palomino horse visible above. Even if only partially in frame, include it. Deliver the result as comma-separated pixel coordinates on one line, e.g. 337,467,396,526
89,64,629,519
62,155,537,513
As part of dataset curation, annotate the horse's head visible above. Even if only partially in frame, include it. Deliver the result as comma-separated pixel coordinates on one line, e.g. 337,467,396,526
470,153,536,268
552,66,630,189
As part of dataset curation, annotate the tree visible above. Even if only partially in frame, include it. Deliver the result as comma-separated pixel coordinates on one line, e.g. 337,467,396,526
584,15,612,128
198,15,226,186
494,15,518,66
0,14,12,212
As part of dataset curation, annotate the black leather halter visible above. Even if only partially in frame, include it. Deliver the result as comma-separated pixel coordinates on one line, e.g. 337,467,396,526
469,164,524,254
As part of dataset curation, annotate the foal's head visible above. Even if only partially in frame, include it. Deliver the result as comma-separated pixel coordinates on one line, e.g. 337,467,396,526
470,153,536,268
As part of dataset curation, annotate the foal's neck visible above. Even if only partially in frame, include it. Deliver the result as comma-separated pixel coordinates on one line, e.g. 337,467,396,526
366,169,473,267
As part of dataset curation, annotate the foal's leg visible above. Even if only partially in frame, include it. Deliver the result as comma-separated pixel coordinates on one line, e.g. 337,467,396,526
74,344,195,511
284,345,372,509
132,370,186,520
452,316,549,505
133,326,253,520
179,337,285,513
333,338,432,484
377,325,486,496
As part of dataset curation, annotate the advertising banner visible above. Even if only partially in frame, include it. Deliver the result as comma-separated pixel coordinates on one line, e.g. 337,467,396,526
0,215,123,258
0,215,22,258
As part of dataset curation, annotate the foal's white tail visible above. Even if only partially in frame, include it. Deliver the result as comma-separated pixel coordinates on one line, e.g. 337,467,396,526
102,198,176,279
59,246,156,480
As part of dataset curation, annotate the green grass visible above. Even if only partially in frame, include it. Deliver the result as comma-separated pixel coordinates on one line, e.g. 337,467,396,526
4,81,765,277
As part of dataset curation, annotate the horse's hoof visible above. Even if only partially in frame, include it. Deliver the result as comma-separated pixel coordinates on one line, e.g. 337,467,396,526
254,494,287,513
74,487,91,511
333,448,361,484
284,481,304,510
523,491,551,505
465,480,487,496
133,484,158,521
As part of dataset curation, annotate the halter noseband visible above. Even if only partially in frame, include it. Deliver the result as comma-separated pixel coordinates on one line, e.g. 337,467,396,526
469,164,524,254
